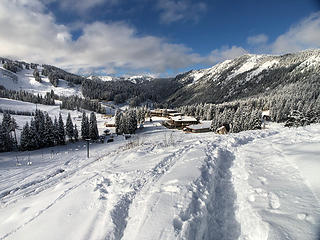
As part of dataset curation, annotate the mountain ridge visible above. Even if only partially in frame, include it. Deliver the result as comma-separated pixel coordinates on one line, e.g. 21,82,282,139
1,49,320,107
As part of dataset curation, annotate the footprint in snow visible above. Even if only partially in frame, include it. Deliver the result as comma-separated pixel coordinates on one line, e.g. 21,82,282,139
297,213,307,220
248,194,255,202
268,192,280,209
297,213,316,223
258,176,268,185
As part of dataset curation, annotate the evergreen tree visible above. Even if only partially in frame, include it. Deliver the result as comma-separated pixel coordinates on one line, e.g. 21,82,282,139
29,119,39,150
34,110,45,147
127,109,137,134
115,110,122,134
89,112,99,140
0,113,14,151
20,122,30,150
74,124,79,142
66,113,74,141
44,113,55,146
53,117,59,145
9,116,18,148
58,113,65,145
33,69,42,82
81,112,89,139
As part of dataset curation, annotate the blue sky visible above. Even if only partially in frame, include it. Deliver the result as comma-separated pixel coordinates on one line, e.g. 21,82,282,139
0,0,320,76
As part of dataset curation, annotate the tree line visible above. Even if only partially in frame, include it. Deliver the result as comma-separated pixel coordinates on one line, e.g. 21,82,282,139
0,87,55,105
0,109,100,152
115,107,147,135
177,75,320,132
59,95,105,114
81,78,181,107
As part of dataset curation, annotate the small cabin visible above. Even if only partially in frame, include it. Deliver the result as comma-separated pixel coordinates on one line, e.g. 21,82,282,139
104,123,115,127
164,116,199,129
215,123,230,134
216,126,228,134
262,110,271,121
150,109,179,118
184,122,211,133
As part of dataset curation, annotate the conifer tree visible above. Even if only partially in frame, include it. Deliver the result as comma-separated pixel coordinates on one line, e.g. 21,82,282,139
81,112,89,139
127,109,137,134
89,112,99,140
0,113,14,151
115,110,122,134
53,117,59,145
29,119,39,150
74,124,79,142
58,113,65,145
20,122,30,150
44,113,55,146
34,110,45,147
66,113,74,142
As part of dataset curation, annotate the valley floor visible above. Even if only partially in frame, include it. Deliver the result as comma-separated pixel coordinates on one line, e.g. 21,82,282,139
0,120,320,240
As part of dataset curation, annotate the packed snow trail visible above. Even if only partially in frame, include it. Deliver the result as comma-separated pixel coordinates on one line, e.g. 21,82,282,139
0,121,320,239
231,127,320,240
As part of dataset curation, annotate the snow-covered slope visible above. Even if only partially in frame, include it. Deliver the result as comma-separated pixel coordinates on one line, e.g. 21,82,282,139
0,119,319,239
169,49,320,106
87,75,154,84
0,64,81,97
0,98,108,141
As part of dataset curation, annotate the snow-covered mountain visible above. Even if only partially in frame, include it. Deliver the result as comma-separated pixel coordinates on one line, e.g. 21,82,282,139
168,49,320,106
0,61,82,97
1,49,320,107
87,75,154,84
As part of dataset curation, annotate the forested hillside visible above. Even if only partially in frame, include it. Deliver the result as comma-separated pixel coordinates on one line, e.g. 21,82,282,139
167,49,320,107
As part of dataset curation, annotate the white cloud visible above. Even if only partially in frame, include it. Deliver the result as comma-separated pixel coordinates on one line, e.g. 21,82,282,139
157,0,207,24
271,12,320,54
247,34,268,45
0,0,205,74
208,46,248,63
61,0,120,13
42,0,120,13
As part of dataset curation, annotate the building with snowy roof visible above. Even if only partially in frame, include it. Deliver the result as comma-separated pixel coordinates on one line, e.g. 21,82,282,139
183,121,211,133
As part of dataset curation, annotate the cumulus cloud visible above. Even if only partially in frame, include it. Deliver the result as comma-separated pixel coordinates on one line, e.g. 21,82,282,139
156,0,207,24
0,0,206,74
247,34,268,45
42,0,119,13
271,11,320,54
208,46,248,63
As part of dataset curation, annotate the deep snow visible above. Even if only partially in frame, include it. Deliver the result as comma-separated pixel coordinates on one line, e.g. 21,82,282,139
0,119,320,240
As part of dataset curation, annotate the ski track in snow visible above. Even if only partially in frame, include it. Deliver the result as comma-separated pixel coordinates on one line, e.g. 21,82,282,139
0,122,320,239
107,143,199,240
1,173,98,239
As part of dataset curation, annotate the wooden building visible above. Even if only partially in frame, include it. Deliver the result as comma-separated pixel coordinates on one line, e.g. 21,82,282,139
163,116,199,129
150,109,180,117
183,122,211,133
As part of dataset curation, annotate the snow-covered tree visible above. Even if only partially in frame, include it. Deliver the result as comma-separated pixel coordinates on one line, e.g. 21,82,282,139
81,112,89,139
0,113,14,152
89,112,99,140
44,112,55,147
58,113,65,145
74,124,79,142
20,122,30,151
53,117,59,145
115,110,122,134
66,113,74,141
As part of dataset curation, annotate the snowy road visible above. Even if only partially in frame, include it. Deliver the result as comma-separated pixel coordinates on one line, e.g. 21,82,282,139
0,121,320,240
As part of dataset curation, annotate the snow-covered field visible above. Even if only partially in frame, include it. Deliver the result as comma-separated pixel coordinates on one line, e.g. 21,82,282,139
0,98,110,141
0,119,319,239
0,65,81,97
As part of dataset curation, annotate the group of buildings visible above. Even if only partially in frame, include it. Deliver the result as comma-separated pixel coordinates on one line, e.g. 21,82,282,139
150,109,211,133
